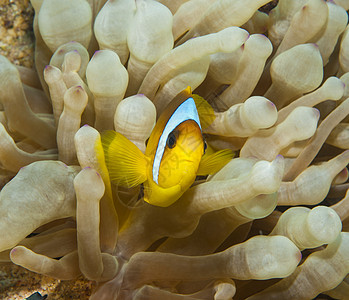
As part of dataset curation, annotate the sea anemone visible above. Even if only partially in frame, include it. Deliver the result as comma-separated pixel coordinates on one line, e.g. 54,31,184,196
1,0,349,299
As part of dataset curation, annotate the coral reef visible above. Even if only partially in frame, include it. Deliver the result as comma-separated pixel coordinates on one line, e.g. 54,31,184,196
1,0,349,299
0,0,34,68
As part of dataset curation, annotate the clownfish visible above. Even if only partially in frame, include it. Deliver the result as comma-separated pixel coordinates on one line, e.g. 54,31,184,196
101,87,233,207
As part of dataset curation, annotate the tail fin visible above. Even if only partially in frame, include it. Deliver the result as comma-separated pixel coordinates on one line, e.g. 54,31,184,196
101,131,148,187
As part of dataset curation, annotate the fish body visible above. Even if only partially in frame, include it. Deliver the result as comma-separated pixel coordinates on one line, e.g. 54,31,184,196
101,87,233,207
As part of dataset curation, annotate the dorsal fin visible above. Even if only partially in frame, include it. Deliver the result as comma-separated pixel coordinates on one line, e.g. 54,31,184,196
192,93,216,129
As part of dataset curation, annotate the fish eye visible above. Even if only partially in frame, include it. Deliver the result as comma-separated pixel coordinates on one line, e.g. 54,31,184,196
204,141,207,153
166,131,177,149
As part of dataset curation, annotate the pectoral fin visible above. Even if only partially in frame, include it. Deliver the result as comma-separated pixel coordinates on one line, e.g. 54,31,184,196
197,149,235,175
101,131,148,187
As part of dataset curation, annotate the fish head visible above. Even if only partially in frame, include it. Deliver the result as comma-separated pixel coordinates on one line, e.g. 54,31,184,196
144,87,206,206
143,181,182,207
157,119,204,189
143,119,204,207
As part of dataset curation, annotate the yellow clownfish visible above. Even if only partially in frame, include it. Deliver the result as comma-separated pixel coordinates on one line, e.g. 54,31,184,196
101,87,233,207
